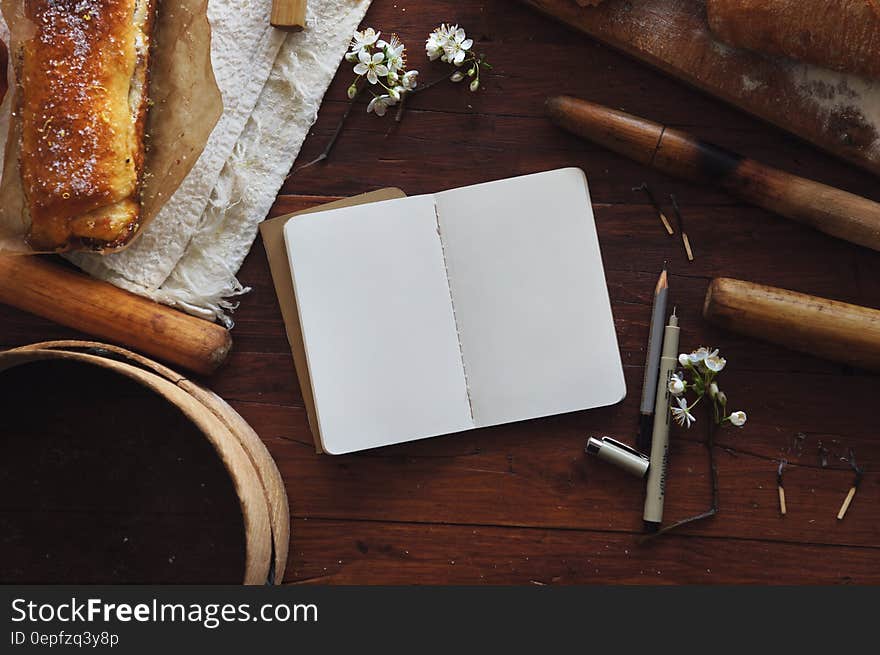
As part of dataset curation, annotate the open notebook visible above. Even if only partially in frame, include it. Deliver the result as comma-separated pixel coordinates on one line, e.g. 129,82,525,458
278,168,625,454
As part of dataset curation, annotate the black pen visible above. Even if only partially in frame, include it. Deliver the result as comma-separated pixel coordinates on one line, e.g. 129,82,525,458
637,264,668,452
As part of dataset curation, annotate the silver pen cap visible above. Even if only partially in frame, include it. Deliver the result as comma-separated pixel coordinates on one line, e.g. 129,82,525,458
585,437,650,478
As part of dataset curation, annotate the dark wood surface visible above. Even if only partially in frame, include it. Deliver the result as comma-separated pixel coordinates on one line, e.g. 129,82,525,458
1,0,879,584
523,0,880,177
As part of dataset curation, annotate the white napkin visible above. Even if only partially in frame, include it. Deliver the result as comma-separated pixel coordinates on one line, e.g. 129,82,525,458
67,0,372,325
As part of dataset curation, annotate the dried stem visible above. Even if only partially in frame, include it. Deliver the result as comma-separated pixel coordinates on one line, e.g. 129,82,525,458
640,409,719,542
394,74,453,122
289,89,362,176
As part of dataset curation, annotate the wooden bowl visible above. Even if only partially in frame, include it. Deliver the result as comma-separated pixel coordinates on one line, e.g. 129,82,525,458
0,341,288,584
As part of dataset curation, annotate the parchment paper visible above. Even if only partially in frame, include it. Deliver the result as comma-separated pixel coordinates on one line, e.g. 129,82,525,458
0,0,221,254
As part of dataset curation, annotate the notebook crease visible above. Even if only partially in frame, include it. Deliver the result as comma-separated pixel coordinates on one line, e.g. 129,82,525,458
434,198,475,424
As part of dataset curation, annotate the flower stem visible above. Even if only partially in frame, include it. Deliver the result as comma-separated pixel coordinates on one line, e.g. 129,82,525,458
290,87,362,175
394,73,457,122
640,405,720,542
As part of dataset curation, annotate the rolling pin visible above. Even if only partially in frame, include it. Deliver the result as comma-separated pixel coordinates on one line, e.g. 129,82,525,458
270,0,306,31
545,96,880,252
703,277,880,371
0,256,232,375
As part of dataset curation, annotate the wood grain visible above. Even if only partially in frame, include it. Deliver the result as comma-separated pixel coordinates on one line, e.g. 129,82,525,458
0,0,878,584
521,0,880,176
546,95,880,252
704,277,880,370
0,256,232,375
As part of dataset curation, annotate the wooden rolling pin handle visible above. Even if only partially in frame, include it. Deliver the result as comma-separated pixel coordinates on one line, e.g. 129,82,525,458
0,256,232,376
545,95,880,253
703,277,880,371
270,0,306,31
653,130,880,252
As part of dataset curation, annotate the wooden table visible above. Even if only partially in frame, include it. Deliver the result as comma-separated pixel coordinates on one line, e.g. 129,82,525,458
2,0,879,584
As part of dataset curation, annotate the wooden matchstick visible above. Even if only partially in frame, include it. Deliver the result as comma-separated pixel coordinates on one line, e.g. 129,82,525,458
837,486,856,520
837,449,863,521
633,183,675,236
670,194,694,262
776,460,787,516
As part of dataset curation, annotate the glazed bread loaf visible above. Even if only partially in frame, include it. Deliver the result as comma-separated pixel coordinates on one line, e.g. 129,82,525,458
707,0,880,79
19,0,156,251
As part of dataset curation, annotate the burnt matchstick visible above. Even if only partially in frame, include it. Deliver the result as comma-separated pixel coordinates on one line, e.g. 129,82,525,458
776,460,787,516
837,449,864,521
669,194,694,262
633,183,674,236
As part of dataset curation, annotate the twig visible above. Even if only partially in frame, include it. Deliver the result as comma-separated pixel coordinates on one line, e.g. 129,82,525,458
394,74,453,122
633,183,674,236
640,407,719,542
289,90,362,176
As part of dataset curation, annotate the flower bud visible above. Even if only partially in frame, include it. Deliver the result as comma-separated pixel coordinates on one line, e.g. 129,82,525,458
708,382,719,399
347,84,358,99
469,79,480,92
468,67,476,76
716,391,727,407
728,410,747,427
678,353,690,367
450,71,464,82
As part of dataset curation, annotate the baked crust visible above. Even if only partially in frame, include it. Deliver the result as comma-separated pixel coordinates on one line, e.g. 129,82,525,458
20,0,155,251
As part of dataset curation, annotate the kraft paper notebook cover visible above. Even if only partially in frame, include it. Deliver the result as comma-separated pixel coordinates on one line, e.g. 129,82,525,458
265,168,625,454
261,189,406,454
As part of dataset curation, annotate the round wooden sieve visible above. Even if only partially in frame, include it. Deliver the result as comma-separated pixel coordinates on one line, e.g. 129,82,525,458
0,340,288,584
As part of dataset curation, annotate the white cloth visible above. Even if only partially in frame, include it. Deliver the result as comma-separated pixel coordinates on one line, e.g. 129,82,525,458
68,0,372,325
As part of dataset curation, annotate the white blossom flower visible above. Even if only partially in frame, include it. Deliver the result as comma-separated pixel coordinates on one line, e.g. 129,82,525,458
388,86,404,102
668,373,686,397
671,397,696,428
687,347,718,365
381,35,406,73
728,411,747,427
401,70,419,91
426,24,451,61
354,49,388,85
367,94,396,116
443,25,473,66
678,353,691,367
705,354,726,372
350,28,380,57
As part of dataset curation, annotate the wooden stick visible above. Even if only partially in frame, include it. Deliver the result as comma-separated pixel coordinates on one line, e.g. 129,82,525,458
0,256,232,375
633,183,674,236
837,487,857,520
545,96,880,253
703,277,880,371
270,0,306,32
669,194,694,262
777,460,787,516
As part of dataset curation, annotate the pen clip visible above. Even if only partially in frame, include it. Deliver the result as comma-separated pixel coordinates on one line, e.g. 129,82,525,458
600,437,649,460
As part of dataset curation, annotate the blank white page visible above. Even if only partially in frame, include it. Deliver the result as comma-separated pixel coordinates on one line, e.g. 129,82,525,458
284,195,473,454
435,168,626,426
